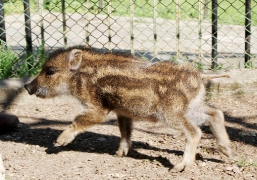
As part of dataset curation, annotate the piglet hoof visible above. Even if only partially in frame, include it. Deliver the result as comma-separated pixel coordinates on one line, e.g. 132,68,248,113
219,145,232,159
170,162,186,173
115,148,129,157
115,142,131,157
54,127,77,147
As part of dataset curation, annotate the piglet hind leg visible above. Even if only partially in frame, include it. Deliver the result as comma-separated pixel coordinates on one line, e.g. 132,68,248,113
171,117,202,172
115,115,133,157
54,110,106,147
204,105,232,158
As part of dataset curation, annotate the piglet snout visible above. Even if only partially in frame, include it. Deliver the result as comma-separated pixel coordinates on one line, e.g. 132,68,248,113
24,83,34,95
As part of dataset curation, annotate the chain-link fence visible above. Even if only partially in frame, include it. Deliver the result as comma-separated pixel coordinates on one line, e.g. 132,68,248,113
0,0,257,79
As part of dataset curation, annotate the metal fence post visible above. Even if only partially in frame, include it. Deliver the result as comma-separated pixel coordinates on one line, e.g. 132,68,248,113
84,0,89,46
211,0,218,69
99,0,103,11
38,0,45,54
153,0,157,58
198,0,203,60
245,0,251,67
0,0,6,46
61,0,67,47
23,0,33,68
107,0,112,51
195,0,208,65
176,0,181,58
204,0,208,19
130,0,134,55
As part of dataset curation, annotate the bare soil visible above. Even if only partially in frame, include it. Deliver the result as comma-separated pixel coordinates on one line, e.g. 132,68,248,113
0,93,257,180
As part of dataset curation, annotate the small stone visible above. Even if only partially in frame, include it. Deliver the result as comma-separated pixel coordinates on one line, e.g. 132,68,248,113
226,165,240,174
232,166,240,173
226,166,233,171
199,162,207,167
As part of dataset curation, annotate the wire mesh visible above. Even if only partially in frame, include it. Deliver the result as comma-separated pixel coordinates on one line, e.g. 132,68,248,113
0,0,257,79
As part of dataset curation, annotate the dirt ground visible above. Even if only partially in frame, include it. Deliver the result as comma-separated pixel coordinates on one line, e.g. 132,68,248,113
0,91,257,180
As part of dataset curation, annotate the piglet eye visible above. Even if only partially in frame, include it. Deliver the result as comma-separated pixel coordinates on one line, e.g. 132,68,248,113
45,67,56,76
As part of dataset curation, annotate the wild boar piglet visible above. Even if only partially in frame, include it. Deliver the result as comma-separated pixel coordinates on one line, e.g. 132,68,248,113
24,46,231,172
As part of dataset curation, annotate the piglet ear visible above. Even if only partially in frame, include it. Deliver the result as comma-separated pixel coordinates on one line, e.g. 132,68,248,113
68,49,83,70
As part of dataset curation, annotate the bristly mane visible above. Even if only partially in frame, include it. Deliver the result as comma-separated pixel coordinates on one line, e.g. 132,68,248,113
47,45,136,61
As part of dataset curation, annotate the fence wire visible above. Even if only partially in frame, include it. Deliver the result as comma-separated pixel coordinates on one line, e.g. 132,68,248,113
0,0,257,79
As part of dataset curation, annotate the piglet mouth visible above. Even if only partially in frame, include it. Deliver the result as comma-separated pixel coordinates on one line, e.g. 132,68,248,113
34,88,48,98
35,89,43,97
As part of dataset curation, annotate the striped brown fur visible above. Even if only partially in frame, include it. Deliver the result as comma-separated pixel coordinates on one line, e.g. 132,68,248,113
24,46,231,172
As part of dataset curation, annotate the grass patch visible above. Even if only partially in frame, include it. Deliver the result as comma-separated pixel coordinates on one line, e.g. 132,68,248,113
233,90,245,96
0,41,46,79
237,160,257,168
231,82,241,91
0,40,18,78
3,0,38,14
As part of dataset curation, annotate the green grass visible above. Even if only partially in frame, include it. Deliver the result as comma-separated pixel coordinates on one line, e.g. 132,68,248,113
0,40,18,78
0,41,46,79
237,160,257,168
3,0,257,26
4,0,38,14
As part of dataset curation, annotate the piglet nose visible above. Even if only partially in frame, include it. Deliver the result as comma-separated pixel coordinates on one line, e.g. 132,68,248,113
24,83,33,95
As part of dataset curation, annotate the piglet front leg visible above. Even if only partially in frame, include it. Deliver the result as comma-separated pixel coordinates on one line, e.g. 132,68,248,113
54,109,107,147
54,125,79,146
